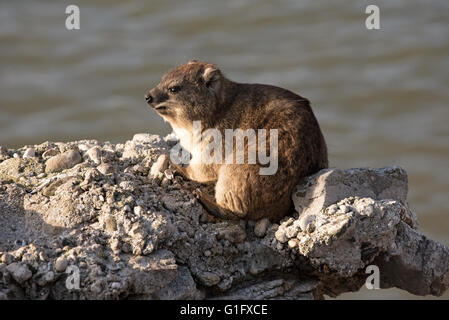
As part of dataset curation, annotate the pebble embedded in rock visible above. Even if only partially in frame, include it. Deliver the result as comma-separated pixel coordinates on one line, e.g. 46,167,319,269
285,225,299,239
275,228,288,243
23,147,35,158
327,205,338,215
110,282,121,290
55,256,68,272
254,218,270,238
45,150,82,173
288,239,298,248
299,214,316,234
364,204,374,217
339,205,350,213
133,206,144,215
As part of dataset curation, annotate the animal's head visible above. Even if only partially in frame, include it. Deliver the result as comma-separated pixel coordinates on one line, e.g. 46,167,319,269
145,60,224,129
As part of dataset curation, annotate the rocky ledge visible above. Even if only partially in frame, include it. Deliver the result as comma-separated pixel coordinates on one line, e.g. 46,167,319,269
0,134,448,300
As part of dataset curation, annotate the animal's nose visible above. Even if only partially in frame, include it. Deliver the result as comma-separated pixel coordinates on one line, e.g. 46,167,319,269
144,93,153,103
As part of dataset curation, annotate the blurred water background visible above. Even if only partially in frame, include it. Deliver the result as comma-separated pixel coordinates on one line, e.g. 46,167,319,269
0,0,448,299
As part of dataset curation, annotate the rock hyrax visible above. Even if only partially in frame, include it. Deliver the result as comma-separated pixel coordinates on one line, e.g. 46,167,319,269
145,61,328,221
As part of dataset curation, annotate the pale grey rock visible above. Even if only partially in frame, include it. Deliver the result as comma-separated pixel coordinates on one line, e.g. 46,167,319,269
23,148,35,159
85,146,102,165
6,262,32,284
292,166,410,223
254,218,270,238
55,256,68,272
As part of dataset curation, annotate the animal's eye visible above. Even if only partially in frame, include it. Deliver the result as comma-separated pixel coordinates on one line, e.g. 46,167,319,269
168,86,181,93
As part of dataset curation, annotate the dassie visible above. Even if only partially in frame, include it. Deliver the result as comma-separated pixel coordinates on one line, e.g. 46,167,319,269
145,61,328,221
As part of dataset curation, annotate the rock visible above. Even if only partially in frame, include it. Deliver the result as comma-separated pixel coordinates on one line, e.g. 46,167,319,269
197,271,221,286
254,218,270,238
285,225,299,238
292,166,409,221
288,239,298,248
97,163,115,175
85,146,102,165
104,215,117,232
0,135,448,300
45,150,82,173
129,250,178,296
0,158,44,181
23,147,35,158
149,154,169,179
216,279,318,300
217,224,246,244
275,228,288,243
37,271,55,286
298,214,316,233
6,262,32,284
154,266,202,299
132,133,156,143
55,256,68,272
0,145,8,156
122,134,166,159
133,206,144,216
0,146,9,162
1,253,14,264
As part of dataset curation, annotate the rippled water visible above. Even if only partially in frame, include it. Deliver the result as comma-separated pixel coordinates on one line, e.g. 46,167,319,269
1,0,448,299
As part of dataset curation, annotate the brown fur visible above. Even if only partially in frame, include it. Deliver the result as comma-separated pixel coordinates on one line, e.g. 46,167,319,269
145,61,328,221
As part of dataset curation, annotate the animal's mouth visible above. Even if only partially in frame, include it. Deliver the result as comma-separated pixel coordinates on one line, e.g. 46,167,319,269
154,104,167,112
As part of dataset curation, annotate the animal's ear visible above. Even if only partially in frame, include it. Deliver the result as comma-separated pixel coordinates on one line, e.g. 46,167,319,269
202,66,221,91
